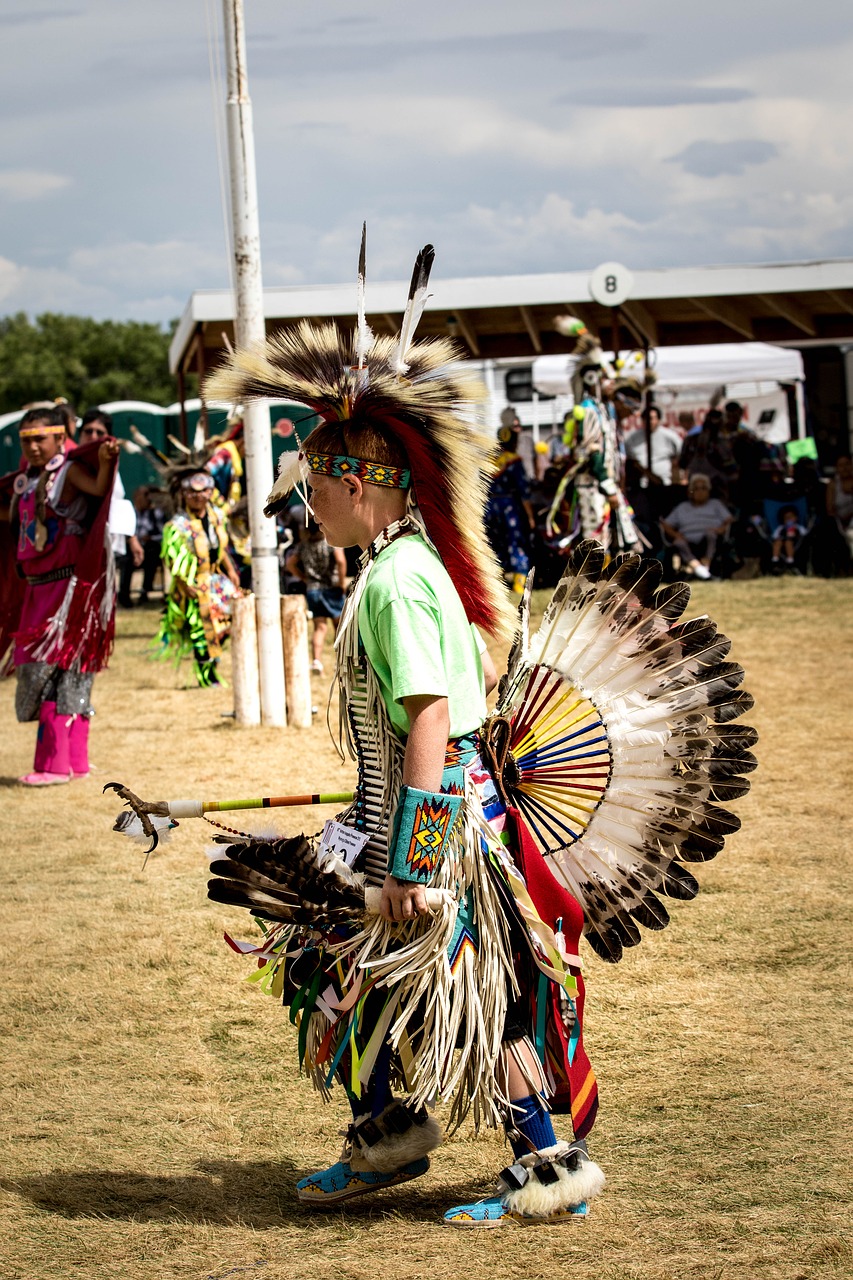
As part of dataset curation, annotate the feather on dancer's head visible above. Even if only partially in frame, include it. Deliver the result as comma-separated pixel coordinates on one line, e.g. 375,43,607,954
204,230,514,640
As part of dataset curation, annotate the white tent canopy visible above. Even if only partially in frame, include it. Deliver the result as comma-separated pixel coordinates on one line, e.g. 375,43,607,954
532,342,804,397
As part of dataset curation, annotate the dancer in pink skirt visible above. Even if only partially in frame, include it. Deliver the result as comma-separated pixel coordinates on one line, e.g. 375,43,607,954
1,406,118,785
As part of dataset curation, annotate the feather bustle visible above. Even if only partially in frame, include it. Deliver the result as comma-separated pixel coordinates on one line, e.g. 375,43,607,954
494,538,756,961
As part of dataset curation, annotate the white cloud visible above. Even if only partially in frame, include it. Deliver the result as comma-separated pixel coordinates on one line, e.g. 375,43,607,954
67,239,227,290
0,255,27,304
2,2,853,318
0,169,71,200
0,239,229,319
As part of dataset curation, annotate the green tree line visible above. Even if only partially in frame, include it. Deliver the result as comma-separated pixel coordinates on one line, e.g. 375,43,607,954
0,313,194,415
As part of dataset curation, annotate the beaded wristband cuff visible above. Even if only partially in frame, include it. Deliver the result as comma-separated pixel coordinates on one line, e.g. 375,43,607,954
387,785,464,884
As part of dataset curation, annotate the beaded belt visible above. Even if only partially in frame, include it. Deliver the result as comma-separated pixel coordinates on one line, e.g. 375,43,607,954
24,565,74,586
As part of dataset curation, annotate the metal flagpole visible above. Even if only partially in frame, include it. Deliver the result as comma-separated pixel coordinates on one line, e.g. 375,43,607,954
221,0,286,726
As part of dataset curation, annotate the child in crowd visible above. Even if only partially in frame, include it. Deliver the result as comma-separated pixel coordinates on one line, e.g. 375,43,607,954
771,504,808,573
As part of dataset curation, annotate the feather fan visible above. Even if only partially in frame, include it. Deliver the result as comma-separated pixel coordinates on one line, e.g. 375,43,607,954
207,832,369,927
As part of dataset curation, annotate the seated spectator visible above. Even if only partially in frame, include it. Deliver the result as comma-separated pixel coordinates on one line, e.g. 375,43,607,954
770,505,808,574
661,475,733,580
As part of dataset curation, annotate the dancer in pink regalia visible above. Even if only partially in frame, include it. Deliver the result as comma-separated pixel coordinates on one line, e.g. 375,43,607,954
0,406,118,785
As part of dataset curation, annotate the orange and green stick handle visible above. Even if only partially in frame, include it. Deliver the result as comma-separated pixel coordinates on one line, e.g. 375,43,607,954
168,791,354,817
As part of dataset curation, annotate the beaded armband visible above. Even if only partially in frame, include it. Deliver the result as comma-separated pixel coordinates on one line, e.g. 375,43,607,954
387,785,464,884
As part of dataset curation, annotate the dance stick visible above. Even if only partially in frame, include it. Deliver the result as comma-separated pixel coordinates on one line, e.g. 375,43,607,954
104,782,354,855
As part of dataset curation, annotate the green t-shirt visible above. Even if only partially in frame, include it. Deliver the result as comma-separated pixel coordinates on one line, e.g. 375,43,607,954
357,534,487,738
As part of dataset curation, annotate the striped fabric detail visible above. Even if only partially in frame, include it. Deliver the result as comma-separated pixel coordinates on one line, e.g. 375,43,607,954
344,674,393,886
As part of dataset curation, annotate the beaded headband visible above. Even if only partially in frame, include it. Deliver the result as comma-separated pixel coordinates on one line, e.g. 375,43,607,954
19,423,66,438
304,450,411,490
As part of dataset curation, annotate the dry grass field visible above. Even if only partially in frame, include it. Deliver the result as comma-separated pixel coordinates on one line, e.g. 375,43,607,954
1,579,851,1280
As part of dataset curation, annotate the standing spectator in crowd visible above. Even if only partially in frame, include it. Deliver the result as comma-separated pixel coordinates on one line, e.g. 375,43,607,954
622,403,682,552
726,401,766,514
679,408,738,494
134,485,166,603
53,399,78,441
79,410,143,606
623,405,682,489
499,407,541,479
485,418,536,592
661,474,733,580
286,516,347,674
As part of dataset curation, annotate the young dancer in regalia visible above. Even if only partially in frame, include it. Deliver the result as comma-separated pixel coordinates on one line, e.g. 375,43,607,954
177,235,755,1229
0,406,118,785
157,466,241,688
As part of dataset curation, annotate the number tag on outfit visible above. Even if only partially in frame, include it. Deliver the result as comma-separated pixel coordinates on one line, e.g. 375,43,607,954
318,820,369,867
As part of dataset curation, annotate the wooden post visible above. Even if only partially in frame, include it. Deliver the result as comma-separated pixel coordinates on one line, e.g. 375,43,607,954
231,592,261,726
281,595,313,728
222,0,286,727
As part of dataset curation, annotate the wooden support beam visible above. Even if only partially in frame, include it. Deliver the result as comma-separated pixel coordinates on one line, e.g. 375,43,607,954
692,297,755,340
449,310,480,356
619,299,659,347
519,305,542,354
825,290,853,317
756,293,817,337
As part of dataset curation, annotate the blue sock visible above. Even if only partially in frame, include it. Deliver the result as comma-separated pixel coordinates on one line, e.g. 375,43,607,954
508,1094,557,1157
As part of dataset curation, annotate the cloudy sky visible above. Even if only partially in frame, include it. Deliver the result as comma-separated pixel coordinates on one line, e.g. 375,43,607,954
2,0,852,323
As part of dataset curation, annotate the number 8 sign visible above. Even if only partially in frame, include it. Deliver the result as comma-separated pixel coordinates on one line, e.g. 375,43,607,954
588,261,634,307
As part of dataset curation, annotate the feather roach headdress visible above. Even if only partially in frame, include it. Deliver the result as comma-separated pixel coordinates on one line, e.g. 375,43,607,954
554,315,614,403
204,226,514,640
123,421,218,506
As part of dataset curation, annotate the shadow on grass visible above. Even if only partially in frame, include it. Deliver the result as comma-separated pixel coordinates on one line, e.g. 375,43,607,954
2,1159,485,1228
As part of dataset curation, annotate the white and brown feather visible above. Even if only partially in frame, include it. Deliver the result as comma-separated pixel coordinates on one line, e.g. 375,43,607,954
496,540,757,962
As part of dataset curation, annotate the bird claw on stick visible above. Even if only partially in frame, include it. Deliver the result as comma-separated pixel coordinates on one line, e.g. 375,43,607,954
103,782,176,863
